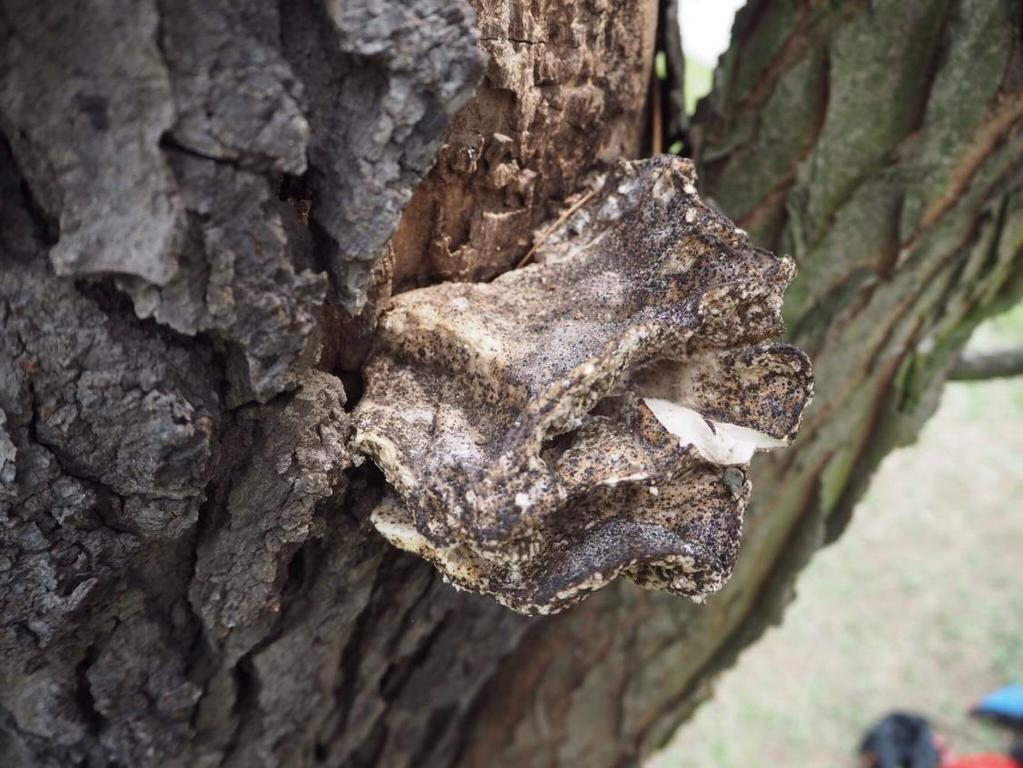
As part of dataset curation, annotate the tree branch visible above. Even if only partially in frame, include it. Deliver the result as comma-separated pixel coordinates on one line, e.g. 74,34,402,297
949,349,1023,381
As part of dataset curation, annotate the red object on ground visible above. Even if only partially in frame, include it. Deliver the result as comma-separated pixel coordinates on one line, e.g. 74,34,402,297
944,756,1021,768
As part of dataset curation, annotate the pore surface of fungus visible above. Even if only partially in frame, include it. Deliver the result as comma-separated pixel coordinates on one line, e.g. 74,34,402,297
354,156,813,614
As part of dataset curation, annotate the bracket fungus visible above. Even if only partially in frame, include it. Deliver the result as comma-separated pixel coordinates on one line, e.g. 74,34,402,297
353,156,813,615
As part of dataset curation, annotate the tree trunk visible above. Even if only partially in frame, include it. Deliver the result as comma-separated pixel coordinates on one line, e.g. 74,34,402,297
1,1,1020,767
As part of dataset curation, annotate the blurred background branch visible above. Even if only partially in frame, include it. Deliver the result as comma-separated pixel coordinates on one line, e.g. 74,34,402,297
950,349,1023,381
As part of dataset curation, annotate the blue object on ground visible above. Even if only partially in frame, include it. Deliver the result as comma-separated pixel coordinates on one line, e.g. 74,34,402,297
974,685,1023,723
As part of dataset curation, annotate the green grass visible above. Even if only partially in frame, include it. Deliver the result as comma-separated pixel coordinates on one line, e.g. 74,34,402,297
649,305,1023,767
976,300,1023,349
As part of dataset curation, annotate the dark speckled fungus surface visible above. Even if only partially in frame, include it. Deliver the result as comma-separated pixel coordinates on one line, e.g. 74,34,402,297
353,156,813,615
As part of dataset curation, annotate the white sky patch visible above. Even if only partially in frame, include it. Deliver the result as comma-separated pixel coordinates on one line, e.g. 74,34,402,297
679,0,747,68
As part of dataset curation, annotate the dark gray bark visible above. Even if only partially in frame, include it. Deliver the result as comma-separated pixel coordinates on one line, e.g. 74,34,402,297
1,1,1021,767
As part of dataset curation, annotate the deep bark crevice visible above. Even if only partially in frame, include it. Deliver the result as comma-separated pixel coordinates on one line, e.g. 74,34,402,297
73,645,104,737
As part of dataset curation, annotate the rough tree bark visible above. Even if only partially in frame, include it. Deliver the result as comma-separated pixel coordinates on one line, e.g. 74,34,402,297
1,1,1021,767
